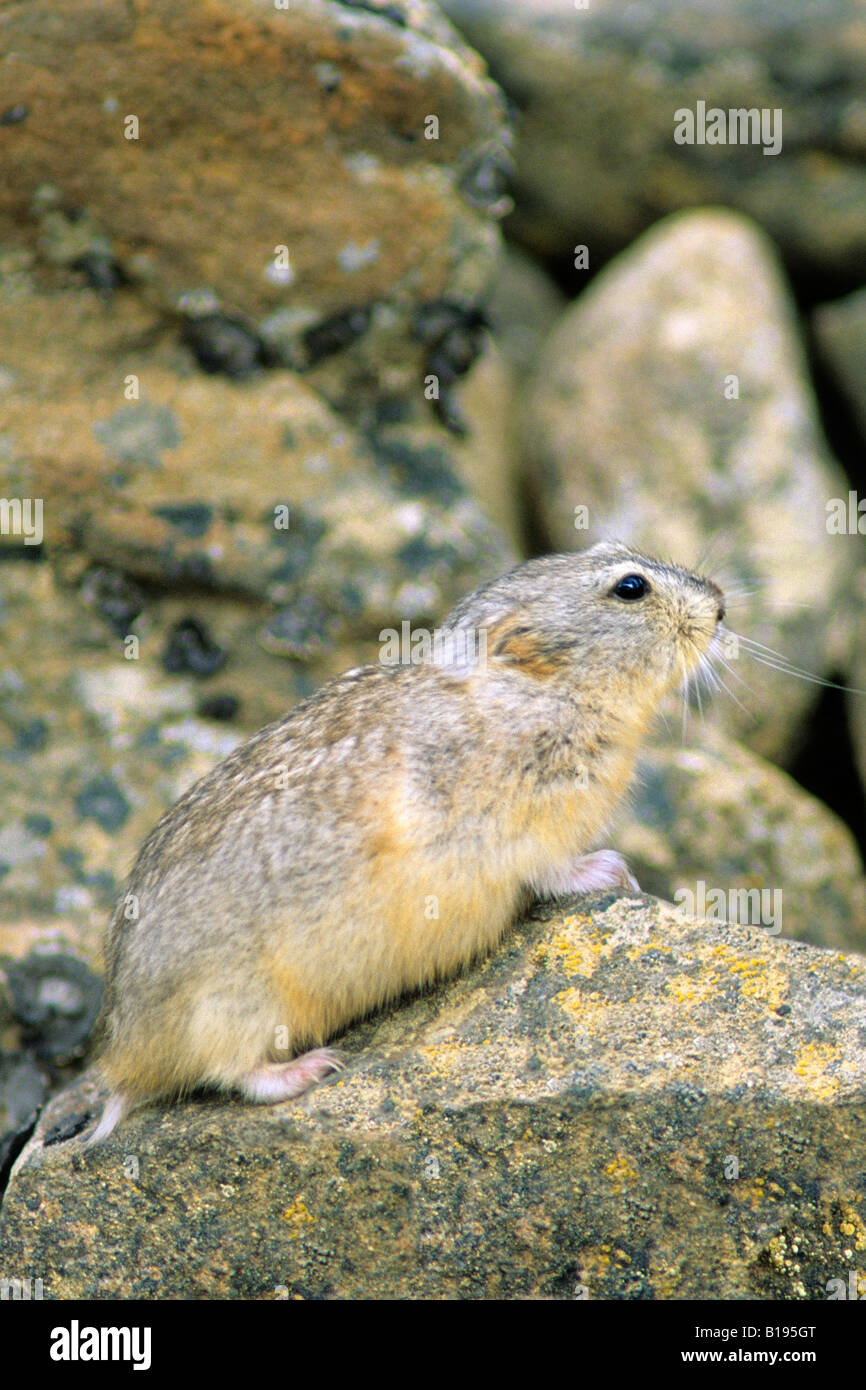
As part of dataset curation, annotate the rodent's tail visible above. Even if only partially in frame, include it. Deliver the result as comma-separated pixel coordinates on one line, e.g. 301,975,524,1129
87,1090,128,1146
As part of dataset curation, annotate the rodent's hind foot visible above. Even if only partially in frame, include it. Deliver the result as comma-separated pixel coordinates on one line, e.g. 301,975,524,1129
238,1047,345,1104
535,849,641,898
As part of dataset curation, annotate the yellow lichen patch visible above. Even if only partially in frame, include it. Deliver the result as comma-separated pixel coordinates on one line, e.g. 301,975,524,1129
836,1206,866,1251
281,1195,315,1238
710,944,788,1011
628,937,675,963
553,987,609,1022
604,1155,638,1192
734,1179,767,1213
793,1042,841,1101
666,971,719,1005
578,1244,613,1281
547,929,604,979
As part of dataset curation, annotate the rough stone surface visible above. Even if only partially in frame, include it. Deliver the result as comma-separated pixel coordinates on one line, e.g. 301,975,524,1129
441,0,866,279
621,726,866,951
2,894,866,1299
523,209,857,762
0,0,510,399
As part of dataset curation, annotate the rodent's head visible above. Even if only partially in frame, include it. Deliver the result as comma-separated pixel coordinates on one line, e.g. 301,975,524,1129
441,542,725,709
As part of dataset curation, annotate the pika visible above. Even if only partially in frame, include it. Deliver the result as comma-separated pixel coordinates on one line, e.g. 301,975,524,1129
89,542,725,1141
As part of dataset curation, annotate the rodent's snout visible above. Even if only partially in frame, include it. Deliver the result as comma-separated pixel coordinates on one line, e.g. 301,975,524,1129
699,575,725,625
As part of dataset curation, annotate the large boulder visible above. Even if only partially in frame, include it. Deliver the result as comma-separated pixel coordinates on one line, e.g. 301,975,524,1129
440,0,866,280
2,894,866,1299
522,209,858,763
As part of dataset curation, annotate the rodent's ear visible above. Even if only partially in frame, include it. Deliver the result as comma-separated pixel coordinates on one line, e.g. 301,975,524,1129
486,616,568,680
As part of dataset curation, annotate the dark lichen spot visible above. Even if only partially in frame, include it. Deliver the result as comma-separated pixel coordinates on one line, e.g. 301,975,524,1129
74,252,127,293
181,312,268,379
260,594,336,660
373,439,464,504
266,511,327,599
157,548,215,587
414,301,487,435
0,104,29,126
153,503,214,539
197,692,240,721
162,617,227,677
75,774,131,832
14,718,49,752
23,813,53,837
458,144,514,213
303,306,372,365
397,535,460,573
79,566,146,637
374,396,413,426
6,952,103,1062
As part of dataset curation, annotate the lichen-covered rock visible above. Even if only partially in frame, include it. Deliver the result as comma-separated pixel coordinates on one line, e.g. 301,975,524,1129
0,0,510,401
2,894,866,1299
2,257,513,619
440,0,866,279
620,726,866,951
522,209,857,762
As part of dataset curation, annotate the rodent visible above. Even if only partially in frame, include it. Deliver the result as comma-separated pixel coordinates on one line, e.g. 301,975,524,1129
88,541,725,1142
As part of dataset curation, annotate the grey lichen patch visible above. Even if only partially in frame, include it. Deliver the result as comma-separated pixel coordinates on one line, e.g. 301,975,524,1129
92,404,181,470
73,775,132,833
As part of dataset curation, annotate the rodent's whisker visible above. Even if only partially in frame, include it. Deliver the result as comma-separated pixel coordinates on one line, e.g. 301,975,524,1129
713,658,754,716
734,640,866,695
679,651,691,741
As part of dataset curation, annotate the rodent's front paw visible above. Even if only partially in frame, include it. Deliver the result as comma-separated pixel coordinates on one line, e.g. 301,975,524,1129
534,849,641,898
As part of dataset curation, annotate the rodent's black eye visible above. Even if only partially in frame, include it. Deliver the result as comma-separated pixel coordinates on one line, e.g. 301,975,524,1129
611,574,649,601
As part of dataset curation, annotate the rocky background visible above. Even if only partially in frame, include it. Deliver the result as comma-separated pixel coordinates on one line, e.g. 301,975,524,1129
2,0,866,1300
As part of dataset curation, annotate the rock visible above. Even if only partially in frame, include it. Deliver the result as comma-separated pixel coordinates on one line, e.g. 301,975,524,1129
619,726,866,951
439,0,866,281
483,245,566,376
0,1054,46,1188
813,287,866,440
522,209,857,762
2,266,512,626
3,893,866,1298
0,0,511,401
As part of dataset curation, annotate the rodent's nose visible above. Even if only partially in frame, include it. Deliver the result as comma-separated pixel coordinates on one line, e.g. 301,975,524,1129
716,600,725,623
